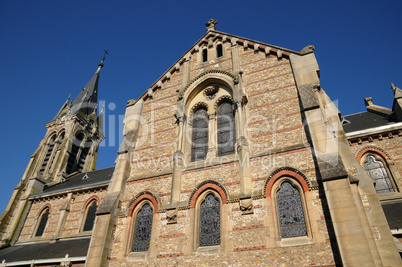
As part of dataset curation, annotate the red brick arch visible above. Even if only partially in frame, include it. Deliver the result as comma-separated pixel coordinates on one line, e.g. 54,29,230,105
37,204,52,216
356,146,390,162
128,193,158,216
83,196,100,209
265,169,309,198
190,182,227,208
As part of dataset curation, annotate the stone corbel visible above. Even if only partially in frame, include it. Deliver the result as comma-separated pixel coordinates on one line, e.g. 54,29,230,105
147,88,153,99
166,209,178,224
240,198,253,215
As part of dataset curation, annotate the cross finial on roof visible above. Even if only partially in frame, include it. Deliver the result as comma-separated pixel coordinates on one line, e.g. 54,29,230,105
206,19,218,31
99,49,109,67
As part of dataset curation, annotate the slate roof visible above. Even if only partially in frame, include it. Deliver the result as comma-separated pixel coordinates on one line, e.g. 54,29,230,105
342,111,398,133
0,238,90,263
31,167,114,197
382,201,402,230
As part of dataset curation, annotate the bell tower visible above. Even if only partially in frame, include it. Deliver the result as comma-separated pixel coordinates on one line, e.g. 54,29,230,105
27,56,106,185
0,54,107,247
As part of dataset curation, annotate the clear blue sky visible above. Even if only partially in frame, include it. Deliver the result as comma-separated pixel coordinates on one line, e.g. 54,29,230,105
0,0,401,213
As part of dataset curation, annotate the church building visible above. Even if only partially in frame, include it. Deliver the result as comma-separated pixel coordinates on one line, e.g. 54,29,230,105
0,20,401,266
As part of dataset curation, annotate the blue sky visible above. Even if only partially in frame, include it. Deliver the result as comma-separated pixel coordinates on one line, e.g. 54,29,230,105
0,0,401,213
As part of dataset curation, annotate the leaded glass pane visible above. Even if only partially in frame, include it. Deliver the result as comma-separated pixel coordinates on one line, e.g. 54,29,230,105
364,155,394,194
83,201,97,231
277,182,307,238
191,109,209,162
35,209,49,237
217,102,235,156
132,203,153,252
200,194,221,246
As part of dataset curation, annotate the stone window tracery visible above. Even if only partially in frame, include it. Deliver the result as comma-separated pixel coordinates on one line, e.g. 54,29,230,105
187,85,236,163
363,154,395,194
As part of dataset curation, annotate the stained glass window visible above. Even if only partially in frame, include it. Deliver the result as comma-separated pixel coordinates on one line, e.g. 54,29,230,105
35,208,49,237
217,102,236,156
200,194,221,246
277,182,307,238
364,155,394,194
83,201,97,231
191,109,209,162
132,203,153,252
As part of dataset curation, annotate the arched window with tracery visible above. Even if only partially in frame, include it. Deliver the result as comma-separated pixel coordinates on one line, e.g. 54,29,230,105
276,181,307,238
132,203,154,252
40,135,56,173
82,200,97,232
199,193,221,246
35,208,50,237
191,109,209,162
217,102,236,156
363,154,395,194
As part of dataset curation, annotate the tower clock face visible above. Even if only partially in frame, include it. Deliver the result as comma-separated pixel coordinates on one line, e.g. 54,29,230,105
88,120,94,129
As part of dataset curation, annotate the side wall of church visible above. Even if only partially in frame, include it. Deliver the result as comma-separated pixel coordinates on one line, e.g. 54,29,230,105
18,187,107,242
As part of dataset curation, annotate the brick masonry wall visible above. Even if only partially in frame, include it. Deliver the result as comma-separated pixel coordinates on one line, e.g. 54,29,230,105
113,39,336,266
19,196,66,241
18,187,107,241
61,188,107,237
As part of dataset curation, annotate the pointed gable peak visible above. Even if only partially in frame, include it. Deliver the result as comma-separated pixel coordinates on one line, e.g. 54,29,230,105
391,83,402,99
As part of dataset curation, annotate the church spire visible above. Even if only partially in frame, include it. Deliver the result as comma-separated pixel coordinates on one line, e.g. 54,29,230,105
69,51,108,117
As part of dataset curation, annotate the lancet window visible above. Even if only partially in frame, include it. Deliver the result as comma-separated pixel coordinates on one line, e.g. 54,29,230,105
217,101,236,156
132,203,154,252
276,181,307,238
82,200,97,232
199,193,221,246
35,208,50,237
191,109,209,162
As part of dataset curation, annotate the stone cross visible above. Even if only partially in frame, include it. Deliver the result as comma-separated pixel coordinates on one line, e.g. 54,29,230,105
206,19,218,31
